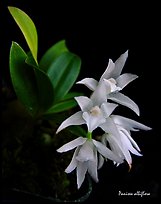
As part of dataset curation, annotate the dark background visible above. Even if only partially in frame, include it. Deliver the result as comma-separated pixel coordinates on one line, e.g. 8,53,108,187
1,0,160,203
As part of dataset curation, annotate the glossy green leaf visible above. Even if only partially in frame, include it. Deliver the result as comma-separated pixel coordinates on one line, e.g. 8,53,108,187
25,51,38,68
25,52,55,113
47,52,81,102
62,91,84,101
39,40,69,72
44,99,77,114
8,6,38,64
9,42,38,116
34,67,55,112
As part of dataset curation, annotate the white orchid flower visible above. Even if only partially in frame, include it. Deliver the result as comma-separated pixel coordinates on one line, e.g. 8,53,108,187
77,50,140,115
99,115,152,169
57,136,123,189
56,95,118,134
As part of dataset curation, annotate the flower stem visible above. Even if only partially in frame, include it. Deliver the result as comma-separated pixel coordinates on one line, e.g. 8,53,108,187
87,132,92,139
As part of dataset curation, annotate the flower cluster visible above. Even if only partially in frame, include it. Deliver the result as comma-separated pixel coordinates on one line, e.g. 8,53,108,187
56,50,151,189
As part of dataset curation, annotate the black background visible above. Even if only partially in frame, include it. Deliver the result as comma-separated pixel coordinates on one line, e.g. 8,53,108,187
1,0,160,203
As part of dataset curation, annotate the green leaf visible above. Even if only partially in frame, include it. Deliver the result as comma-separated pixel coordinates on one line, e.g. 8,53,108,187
8,6,38,64
25,51,39,68
62,91,84,101
42,111,68,122
34,67,55,112
67,126,87,137
9,42,39,116
39,40,69,72
47,52,81,102
44,99,77,114
25,52,55,113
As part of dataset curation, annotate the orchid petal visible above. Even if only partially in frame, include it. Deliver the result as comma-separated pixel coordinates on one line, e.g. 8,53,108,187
74,96,93,112
83,111,106,132
76,78,98,91
106,132,131,160
100,59,115,80
108,92,140,116
120,128,141,152
90,79,108,106
65,147,80,173
103,78,122,93
119,131,142,156
101,102,118,118
100,119,132,162
112,50,128,78
98,154,105,169
121,146,132,166
107,133,132,166
101,134,107,145
100,117,120,137
76,140,95,162
87,149,99,182
56,111,85,134
57,137,87,153
104,134,124,159
101,78,113,94
116,73,138,89
111,115,152,131
77,161,88,189
93,139,123,163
